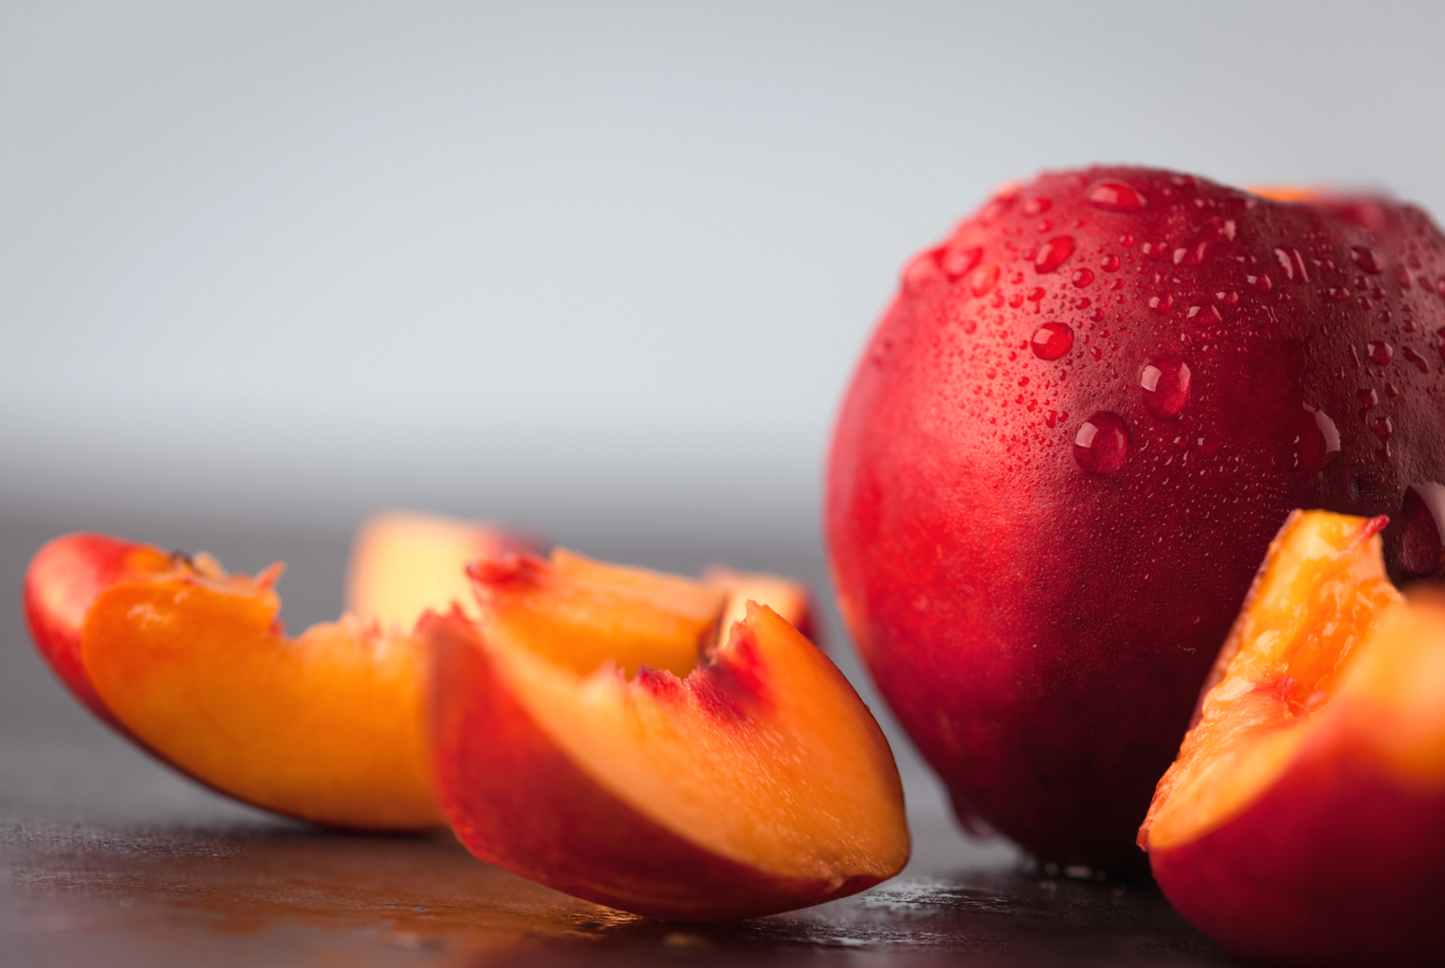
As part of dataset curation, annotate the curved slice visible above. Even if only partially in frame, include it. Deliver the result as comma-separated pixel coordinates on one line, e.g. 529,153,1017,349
24,533,189,727
83,569,442,830
1142,510,1445,967
346,510,537,626
426,556,908,921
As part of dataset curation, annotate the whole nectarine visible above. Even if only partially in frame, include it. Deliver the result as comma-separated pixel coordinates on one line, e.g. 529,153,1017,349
827,167,1445,868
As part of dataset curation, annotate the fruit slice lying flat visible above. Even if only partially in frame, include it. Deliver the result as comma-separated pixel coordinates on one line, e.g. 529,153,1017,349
26,532,443,830
346,510,535,626
1140,510,1445,967
425,551,909,921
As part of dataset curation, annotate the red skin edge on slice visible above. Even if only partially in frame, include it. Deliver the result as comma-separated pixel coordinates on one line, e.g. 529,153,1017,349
423,609,882,922
22,533,160,731
1150,717,1445,968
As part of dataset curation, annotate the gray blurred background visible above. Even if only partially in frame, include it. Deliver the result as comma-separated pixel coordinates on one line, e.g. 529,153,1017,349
3,0,1444,855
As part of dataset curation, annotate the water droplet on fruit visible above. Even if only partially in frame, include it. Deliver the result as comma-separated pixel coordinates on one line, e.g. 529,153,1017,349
1367,341,1394,365
1399,482,1445,577
1351,246,1383,274
1086,180,1146,212
1031,322,1074,360
1071,268,1095,288
1100,254,1121,272
1403,346,1431,373
1359,387,1379,411
1035,236,1076,274
1073,412,1129,474
968,264,999,297
940,244,983,279
1148,294,1173,314
978,193,1016,225
1274,247,1309,283
1374,416,1394,440
1140,357,1192,417
903,251,944,292
1297,405,1342,473
1175,218,1237,266
1022,197,1052,216
1384,381,1399,398
1026,286,1047,302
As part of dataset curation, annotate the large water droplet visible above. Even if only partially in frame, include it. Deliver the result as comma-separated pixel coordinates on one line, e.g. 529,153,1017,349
1100,254,1122,272
1074,412,1129,473
1274,247,1309,283
1352,246,1383,274
1071,268,1095,288
1174,218,1237,266
903,250,944,293
1140,357,1192,417
1399,482,1445,577
967,264,1000,297
1367,340,1394,365
978,193,1016,225
1031,322,1074,360
1022,197,1052,215
940,244,983,279
1297,405,1342,473
1086,180,1146,212
1035,236,1076,274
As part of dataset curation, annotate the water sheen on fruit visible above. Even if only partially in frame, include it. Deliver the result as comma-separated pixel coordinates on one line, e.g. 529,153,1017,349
827,166,1445,871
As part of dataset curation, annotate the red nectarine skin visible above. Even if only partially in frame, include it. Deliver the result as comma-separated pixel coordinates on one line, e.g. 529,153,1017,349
1150,737,1445,968
827,167,1445,868
24,533,184,729
426,611,890,921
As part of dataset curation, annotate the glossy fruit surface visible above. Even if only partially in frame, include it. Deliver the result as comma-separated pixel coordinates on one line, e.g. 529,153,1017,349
426,549,908,920
826,166,1445,868
1142,510,1445,967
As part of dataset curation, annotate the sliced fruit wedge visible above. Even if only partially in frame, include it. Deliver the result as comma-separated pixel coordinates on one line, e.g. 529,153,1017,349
27,532,443,830
425,549,909,921
1140,510,1445,967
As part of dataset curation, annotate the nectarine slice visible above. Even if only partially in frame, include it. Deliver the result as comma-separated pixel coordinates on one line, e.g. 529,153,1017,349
24,532,444,830
346,510,535,626
1140,510,1445,967
426,551,909,920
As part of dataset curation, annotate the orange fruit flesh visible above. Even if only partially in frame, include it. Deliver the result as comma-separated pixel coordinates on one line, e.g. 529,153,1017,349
1142,511,1404,851
83,566,441,830
471,549,726,679
475,556,909,882
346,510,527,627
703,566,817,645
